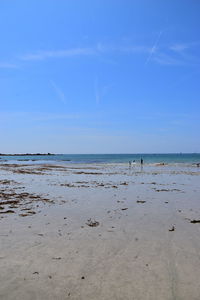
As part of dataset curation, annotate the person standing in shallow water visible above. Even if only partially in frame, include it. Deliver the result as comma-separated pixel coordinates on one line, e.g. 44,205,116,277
141,158,143,165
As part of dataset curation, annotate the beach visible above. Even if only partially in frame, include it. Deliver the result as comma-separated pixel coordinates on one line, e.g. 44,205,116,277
0,162,200,300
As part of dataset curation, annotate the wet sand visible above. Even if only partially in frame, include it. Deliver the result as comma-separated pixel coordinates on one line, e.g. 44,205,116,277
0,163,200,300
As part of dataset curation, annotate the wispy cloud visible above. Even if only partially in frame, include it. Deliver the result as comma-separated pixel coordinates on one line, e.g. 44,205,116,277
97,42,150,54
32,112,79,121
21,48,95,61
169,41,200,53
50,80,66,104
0,111,79,122
0,62,18,69
20,44,151,62
152,53,185,66
169,43,190,53
153,40,200,66
18,39,200,67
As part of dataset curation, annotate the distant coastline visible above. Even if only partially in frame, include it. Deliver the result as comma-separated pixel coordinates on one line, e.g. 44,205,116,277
0,153,54,156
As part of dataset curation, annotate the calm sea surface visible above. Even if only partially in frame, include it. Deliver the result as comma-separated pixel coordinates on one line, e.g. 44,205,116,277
0,153,200,165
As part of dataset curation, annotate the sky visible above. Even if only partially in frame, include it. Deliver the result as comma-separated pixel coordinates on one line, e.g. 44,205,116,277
0,0,200,153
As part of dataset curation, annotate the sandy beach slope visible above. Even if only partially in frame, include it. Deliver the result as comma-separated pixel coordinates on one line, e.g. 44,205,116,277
0,162,200,300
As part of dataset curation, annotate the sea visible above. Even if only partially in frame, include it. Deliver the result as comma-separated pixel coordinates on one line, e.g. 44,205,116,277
0,153,200,165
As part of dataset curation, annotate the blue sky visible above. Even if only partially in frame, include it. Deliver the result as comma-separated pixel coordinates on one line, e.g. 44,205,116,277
0,0,200,153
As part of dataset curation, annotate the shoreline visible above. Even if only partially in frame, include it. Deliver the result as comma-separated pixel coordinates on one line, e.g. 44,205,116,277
0,160,200,168
1,153,200,166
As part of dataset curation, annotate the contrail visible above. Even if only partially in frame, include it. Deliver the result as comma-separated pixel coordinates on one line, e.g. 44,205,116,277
94,78,100,104
145,30,163,65
50,80,66,104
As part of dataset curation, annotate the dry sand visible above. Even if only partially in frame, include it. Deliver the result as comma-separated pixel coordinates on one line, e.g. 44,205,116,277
0,162,200,300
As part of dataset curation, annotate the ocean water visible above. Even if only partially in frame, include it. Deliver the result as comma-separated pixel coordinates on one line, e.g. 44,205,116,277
0,153,200,165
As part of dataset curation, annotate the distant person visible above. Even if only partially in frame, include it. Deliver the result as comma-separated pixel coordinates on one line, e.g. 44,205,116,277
129,161,131,167
141,158,143,165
